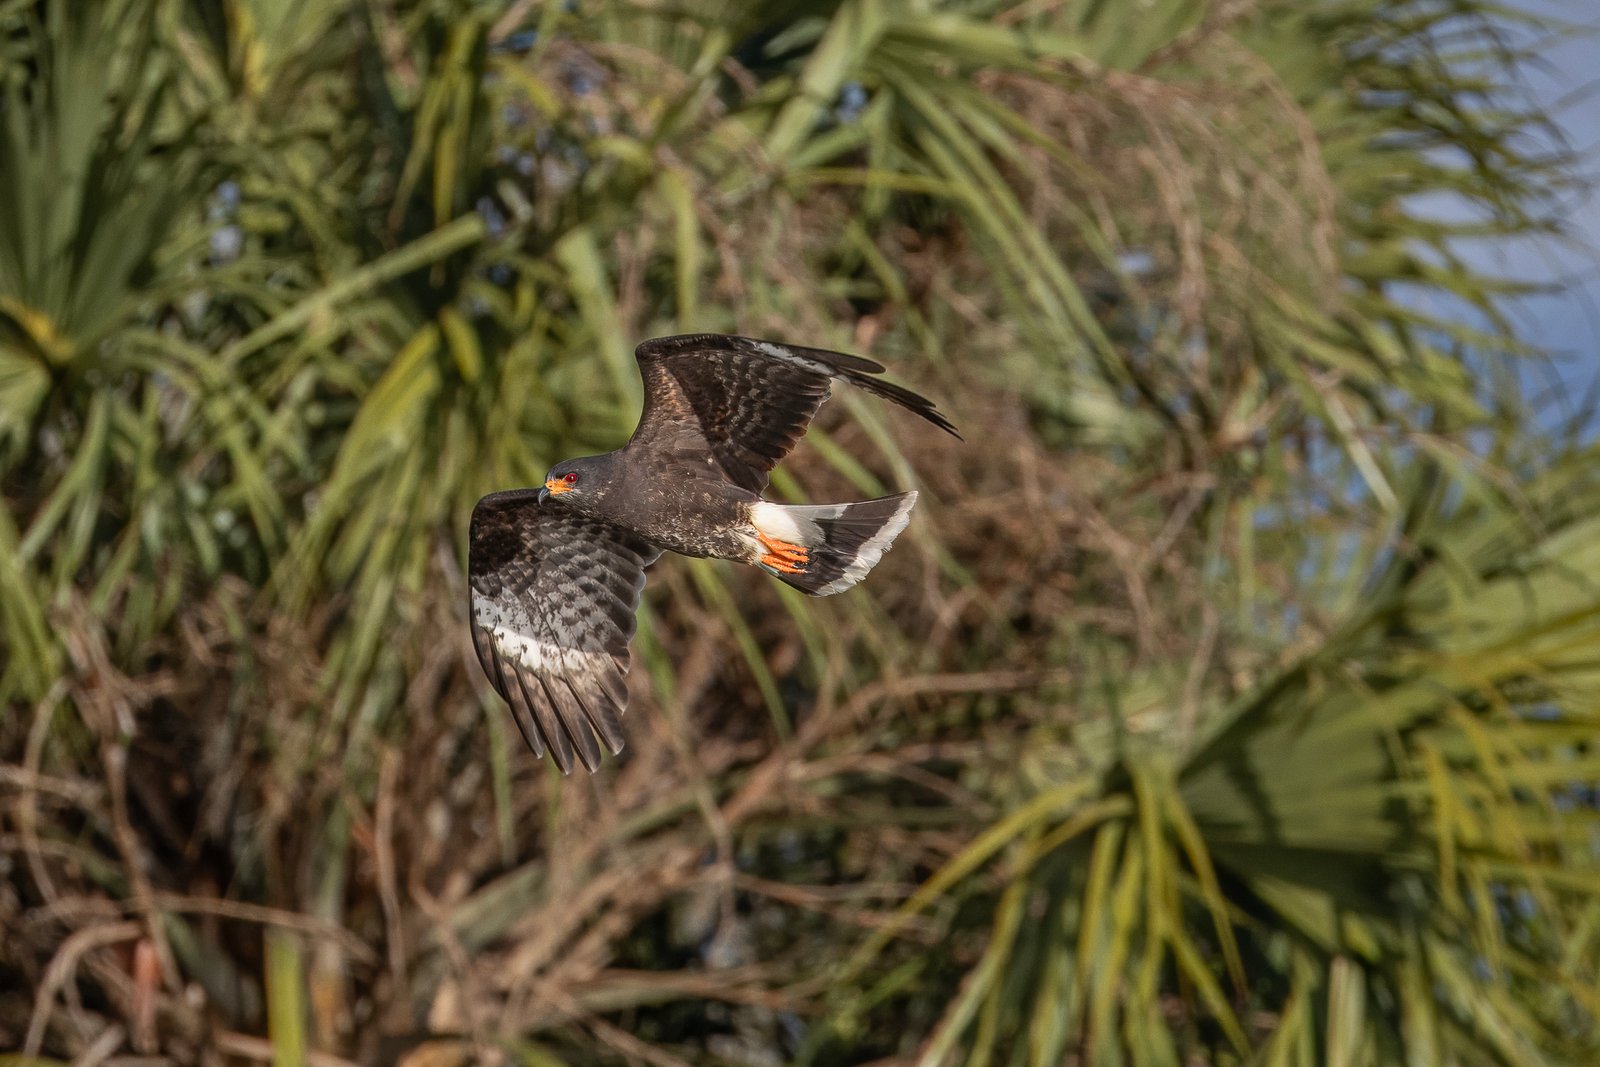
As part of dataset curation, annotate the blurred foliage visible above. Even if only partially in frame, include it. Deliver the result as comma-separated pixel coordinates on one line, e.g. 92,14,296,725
1,0,1596,1063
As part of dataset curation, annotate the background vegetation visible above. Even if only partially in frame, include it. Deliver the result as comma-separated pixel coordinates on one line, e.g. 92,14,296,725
2,0,1598,1063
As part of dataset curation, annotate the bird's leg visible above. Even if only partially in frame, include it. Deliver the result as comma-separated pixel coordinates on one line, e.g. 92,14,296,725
757,531,809,561
756,531,809,573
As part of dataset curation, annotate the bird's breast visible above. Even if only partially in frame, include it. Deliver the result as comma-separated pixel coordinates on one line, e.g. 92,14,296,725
610,474,752,559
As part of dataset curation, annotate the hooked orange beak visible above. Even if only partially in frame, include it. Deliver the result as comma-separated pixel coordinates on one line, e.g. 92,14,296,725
543,478,575,496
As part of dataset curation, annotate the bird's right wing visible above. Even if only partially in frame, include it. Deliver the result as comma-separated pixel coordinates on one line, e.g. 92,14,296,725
628,334,959,494
468,490,660,773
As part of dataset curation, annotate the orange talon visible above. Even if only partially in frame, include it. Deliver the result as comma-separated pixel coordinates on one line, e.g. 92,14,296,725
757,531,809,563
760,553,806,575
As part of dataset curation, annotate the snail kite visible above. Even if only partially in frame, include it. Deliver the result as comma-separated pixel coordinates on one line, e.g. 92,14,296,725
468,333,958,773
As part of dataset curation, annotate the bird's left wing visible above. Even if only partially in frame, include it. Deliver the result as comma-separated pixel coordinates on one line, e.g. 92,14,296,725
629,334,959,494
468,489,661,773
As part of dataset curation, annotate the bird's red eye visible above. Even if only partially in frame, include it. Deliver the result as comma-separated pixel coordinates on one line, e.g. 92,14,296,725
563,472,579,485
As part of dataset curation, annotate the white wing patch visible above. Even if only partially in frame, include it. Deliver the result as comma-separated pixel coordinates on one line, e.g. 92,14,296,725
491,626,613,674
473,593,611,674
747,339,837,378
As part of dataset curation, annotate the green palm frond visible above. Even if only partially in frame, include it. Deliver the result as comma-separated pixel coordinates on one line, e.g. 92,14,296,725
2,0,1595,1062
830,454,1600,1065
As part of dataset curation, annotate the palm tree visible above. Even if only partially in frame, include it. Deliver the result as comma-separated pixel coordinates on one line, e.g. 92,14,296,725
1,0,1594,1062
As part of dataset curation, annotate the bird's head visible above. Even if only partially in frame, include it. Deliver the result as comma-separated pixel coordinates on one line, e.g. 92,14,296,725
539,455,612,511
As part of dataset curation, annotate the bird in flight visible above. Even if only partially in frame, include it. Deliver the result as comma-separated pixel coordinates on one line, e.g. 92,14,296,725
468,333,959,773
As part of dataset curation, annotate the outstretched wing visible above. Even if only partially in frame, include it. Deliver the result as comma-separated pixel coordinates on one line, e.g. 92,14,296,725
468,490,660,773
629,334,960,494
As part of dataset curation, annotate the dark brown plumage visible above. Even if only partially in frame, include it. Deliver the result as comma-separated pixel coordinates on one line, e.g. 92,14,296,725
468,334,958,772
630,334,958,493
469,495,659,772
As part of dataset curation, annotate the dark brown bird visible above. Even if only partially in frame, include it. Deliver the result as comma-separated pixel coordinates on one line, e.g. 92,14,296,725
468,334,958,773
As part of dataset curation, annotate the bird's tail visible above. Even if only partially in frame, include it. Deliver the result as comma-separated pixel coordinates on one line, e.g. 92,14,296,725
749,492,918,596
